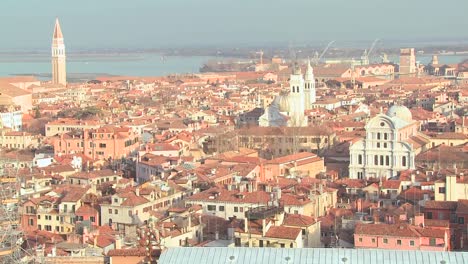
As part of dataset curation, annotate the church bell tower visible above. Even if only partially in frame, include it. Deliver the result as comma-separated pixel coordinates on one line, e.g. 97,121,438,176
51,18,67,86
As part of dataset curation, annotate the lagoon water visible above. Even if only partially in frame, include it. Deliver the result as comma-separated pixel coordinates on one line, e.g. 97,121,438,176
0,52,219,79
0,52,467,80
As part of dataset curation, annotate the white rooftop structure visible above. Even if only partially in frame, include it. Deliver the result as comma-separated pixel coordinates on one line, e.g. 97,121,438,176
159,247,468,264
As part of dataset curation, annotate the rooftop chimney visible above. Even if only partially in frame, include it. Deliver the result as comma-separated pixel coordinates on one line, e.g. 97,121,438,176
414,213,424,227
262,219,266,236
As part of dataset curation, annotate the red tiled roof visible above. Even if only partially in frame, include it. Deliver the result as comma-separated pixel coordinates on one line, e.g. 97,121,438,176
355,223,419,237
107,248,147,256
283,214,316,227
381,180,401,189
265,226,301,240
187,187,271,204
424,200,457,210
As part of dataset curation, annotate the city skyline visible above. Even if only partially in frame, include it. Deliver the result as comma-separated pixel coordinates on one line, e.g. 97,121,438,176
1,0,468,50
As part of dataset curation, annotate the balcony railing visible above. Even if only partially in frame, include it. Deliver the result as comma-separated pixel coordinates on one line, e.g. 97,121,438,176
245,206,284,220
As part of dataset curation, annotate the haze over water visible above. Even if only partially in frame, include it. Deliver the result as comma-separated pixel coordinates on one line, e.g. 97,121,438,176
1,52,467,79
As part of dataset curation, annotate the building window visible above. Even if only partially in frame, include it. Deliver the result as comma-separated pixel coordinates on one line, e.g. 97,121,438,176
99,143,106,148
219,206,225,212
430,238,436,246
90,216,95,223
240,207,244,213
357,172,363,179
207,205,216,211
374,155,378,165
28,219,34,226
458,217,465,224
427,212,433,219
384,133,388,140
372,238,376,243
410,240,415,246
377,142,380,148
402,156,407,167
359,238,362,242
234,207,238,213
114,209,118,214
380,155,384,165
439,187,446,194
397,239,402,245
384,143,388,148
383,238,388,244
377,133,381,140
108,209,112,214
386,156,390,166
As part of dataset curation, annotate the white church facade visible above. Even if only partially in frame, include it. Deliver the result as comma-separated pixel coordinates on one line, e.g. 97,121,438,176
259,61,316,127
349,105,424,180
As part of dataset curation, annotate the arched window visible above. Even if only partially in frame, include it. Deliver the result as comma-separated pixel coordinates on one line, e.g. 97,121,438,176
380,155,384,165
386,156,390,166
358,154,363,165
402,156,407,167
374,155,378,165
377,133,381,140
384,133,388,140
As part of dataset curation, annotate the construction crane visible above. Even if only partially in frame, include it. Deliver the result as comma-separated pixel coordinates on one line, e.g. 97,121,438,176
313,40,335,65
361,38,380,65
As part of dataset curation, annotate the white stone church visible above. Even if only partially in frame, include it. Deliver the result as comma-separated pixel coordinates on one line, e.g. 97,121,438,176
259,61,316,127
349,105,428,180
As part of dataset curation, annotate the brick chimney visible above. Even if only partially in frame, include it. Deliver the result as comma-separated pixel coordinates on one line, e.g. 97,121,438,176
357,198,363,212
373,212,380,224
262,219,266,236
414,213,424,227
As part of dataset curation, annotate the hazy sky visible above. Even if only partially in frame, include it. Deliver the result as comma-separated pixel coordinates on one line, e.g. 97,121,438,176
1,0,467,50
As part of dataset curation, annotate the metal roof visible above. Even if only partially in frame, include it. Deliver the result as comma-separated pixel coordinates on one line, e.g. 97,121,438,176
158,247,468,264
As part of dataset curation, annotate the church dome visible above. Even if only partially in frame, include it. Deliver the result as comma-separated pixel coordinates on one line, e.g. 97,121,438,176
272,94,290,112
386,104,412,122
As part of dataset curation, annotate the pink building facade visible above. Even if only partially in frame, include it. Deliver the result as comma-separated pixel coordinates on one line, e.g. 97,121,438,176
354,222,449,251
53,126,139,160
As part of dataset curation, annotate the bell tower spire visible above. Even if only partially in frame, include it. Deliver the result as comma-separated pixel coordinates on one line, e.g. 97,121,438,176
51,18,67,86
304,58,316,108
